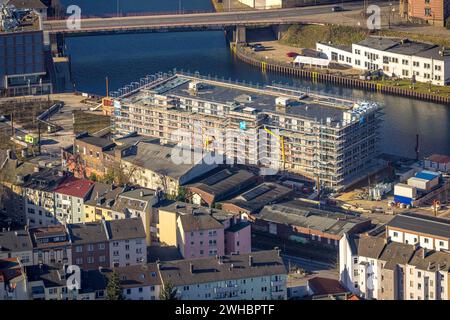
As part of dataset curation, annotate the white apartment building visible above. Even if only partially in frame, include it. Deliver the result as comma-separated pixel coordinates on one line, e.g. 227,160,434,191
386,212,450,251
106,218,147,267
317,37,450,86
54,177,94,224
340,233,450,300
158,250,287,300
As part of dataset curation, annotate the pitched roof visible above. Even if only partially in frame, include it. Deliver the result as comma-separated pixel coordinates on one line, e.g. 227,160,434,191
387,212,450,239
178,214,224,233
0,229,33,253
102,264,161,288
258,200,370,237
308,277,349,296
409,248,450,272
53,176,94,198
67,222,108,245
158,250,287,286
122,141,214,180
187,168,256,201
223,183,292,213
105,218,146,240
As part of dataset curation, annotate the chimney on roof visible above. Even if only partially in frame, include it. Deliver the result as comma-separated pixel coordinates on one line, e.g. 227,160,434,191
190,263,194,274
249,255,253,267
422,248,427,259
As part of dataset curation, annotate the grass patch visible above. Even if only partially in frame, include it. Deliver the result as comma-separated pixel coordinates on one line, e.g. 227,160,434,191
281,24,450,49
73,111,111,135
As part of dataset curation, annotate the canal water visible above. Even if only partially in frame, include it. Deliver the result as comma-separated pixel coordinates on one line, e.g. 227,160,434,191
62,0,450,158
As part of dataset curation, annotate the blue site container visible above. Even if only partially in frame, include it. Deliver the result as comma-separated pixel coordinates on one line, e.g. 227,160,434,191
394,195,413,205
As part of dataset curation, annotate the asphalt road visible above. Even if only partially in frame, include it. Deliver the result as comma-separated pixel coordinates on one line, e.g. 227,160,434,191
44,1,377,33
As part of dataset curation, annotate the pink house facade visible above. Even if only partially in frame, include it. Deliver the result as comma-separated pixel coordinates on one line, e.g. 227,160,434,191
171,203,251,259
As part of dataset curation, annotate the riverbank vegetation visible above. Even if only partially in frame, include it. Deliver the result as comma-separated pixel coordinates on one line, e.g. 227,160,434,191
280,24,450,49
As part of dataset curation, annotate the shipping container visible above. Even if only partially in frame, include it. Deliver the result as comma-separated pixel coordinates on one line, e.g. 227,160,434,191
394,195,413,205
394,183,417,199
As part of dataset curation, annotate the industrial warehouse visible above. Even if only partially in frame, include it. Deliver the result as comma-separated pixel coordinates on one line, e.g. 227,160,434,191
111,73,383,190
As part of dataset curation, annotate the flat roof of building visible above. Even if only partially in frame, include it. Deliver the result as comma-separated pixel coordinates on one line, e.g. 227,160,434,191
123,74,379,125
257,200,370,237
387,212,450,240
157,250,287,286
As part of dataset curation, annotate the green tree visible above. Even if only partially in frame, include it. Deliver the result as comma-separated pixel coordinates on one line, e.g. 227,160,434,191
106,270,124,300
159,282,178,300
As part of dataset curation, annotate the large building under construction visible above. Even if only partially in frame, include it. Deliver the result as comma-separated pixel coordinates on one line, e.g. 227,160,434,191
111,73,382,190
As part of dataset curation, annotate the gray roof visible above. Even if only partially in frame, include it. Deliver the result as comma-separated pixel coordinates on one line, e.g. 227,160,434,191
224,182,293,213
178,213,224,232
102,264,161,288
76,134,116,150
414,46,450,61
0,229,33,253
122,141,212,180
159,201,234,223
409,248,450,272
105,218,146,240
187,168,256,201
113,188,157,213
387,212,450,240
257,200,370,237
356,37,402,51
378,241,415,270
67,222,108,245
158,250,287,286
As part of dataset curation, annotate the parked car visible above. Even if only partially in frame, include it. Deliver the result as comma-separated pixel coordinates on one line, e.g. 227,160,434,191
286,52,300,58
332,6,344,12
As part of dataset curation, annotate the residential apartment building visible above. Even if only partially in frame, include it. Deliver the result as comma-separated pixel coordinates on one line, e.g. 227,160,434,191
157,202,251,258
0,228,33,265
317,37,450,86
29,225,72,265
23,168,69,227
157,250,287,300
111,188,159,245
54,177,94,224
112,73,382,190
0,257,28,300
0,5,52,96
67,222,110,271
106,218,147,267
340,233,450,300
386,212,450,251
25,264,107,300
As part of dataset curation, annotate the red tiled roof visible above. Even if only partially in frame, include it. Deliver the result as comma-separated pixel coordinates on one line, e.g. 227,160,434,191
54,176,94,198
308,277,349,296
427,154,450,164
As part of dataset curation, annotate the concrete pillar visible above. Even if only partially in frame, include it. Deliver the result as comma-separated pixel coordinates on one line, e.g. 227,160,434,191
234,26,247,44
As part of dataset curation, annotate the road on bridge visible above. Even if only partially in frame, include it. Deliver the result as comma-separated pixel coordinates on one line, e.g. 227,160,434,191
43,2,371,34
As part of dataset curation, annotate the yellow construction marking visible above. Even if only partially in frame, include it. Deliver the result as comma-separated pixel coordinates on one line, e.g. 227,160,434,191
263,126,286,169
